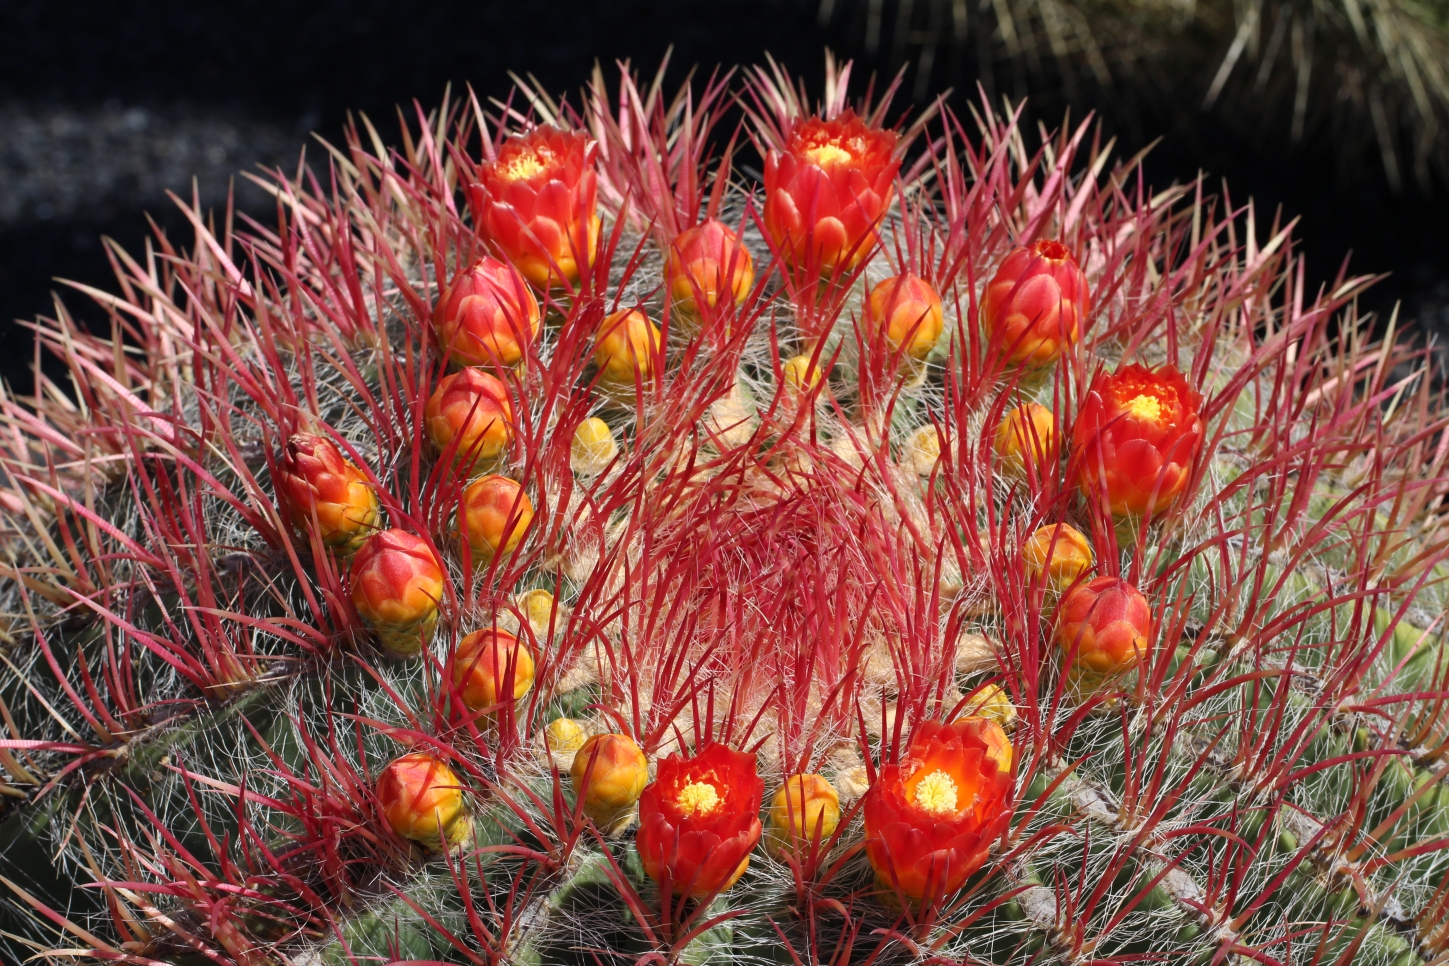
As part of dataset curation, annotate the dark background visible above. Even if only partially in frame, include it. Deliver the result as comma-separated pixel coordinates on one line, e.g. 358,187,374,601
1,0,1445,395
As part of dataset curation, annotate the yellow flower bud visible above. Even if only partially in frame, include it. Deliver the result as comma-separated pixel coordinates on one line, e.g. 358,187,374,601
545,717,589,757
571,733,650,829
993,402,1056,480
961,684,1017,731
782,355,822,394
571,416,618,475
766,773,841,856
377,753,471,849
1022,523,1094,592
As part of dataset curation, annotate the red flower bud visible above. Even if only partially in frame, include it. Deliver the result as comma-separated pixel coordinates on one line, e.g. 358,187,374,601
982,240,1089,367
863,273,944,360
636,743,764,898
864,718,1015,903
1071,363,1204,518
665,219,755,322
424,368,513,472
452,627,535,712
350,529,446,656
433,257,540,368
376,752,470,848
473,128,600,289
274,433,379,555
1054,575,1153,688
764,112,899,276
458,474,533,561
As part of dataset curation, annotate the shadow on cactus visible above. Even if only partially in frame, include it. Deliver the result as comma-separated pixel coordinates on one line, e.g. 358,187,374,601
0,50,1446,966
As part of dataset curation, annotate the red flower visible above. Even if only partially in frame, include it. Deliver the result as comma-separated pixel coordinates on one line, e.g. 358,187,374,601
424,368,513,472
864,718,1015,904
666,219,755,322
1072,363,1204,518
636,744,764,899
764,112,899,276
982,240,1089,367
433,257,540,368
1054,575,1152,688
472,128,600,289
274,433,379,555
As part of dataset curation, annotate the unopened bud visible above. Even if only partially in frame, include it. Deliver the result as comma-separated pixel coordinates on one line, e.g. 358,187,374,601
766,773,841,856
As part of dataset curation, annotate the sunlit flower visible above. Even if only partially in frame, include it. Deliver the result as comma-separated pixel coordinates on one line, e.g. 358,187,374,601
982,240,1089,367
425,368,513,472
473,128,599,289
766,773,841,857
1022,523,1094,592
637,743,764,898
458,474,533,561
1054,575,1153,690
452,627,535,712
864,718,1015,903
377,752,470,849
433,256,540,368
764,112,899,275
350,529,446,657
863,273,944,360
571,733,650,830
274,432,379,555
666,219,755,322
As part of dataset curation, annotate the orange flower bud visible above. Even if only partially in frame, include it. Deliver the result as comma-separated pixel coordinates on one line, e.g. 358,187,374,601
472,128,600,289
433,257,540,368
666,219,755,321
571,733,650,829
1054,576,1153,689
764,112,900,275
458,474,533,561
274,433,379,555
593,308,661,385
982,240,1089,367
452,627,535,711
1072,364,1204,519
863,274,944,360
864,719,1015,903
376,752,470,848
637,743,764,897
350,529,446,656
1022,523,1094,592
766,774,841,856
424,368,513,472
993,402,1057,479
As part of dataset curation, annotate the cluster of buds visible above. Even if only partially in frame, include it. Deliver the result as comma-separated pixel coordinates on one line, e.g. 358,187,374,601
981,240,1089,368
764,112,899,277
350,529,446,657
1053,575,1153,692
376,752,471,850
470,127,600,290
458,474,534,562
665,219,755,324
425,368,514,473
1072,363,1204,521
864,718,1015,904
433,257,541,368
636,744,764,898
273,432,380,555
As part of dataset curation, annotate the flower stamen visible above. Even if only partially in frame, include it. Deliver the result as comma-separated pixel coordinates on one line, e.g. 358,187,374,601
913,770,960,814
677,781,722,816
499,151,548,182
1124,394,1164,422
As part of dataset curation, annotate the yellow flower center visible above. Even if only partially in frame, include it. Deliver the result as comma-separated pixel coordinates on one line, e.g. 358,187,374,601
677,781,722,816
1124,394,1164,422
499,150,549,182
913,770,960,814
803,140,856,168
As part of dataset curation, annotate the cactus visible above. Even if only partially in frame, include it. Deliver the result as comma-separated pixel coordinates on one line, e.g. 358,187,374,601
0,53,1446,966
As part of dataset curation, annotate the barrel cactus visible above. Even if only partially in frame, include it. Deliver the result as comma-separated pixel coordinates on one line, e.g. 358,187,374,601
0,55,1446,966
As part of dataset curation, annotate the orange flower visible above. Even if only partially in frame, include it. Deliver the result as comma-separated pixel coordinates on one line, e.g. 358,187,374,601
764,112,899,275
636,744,764,898
425,368,513,472
1072,364,1204,518
593,308,662,385
571,733,650,829
1022,523,1094,592
666,219,755,322
1054,576,1153,688
863,274,944,360
377,752,470,848
993,403,1057,480
433,256,540,368
452,627,534,711
766,773,841,857
458,474,533,561
472,128,600,289
350,529,446,656
274,433,379,555
982,240,1089,367
863,718,1015,903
